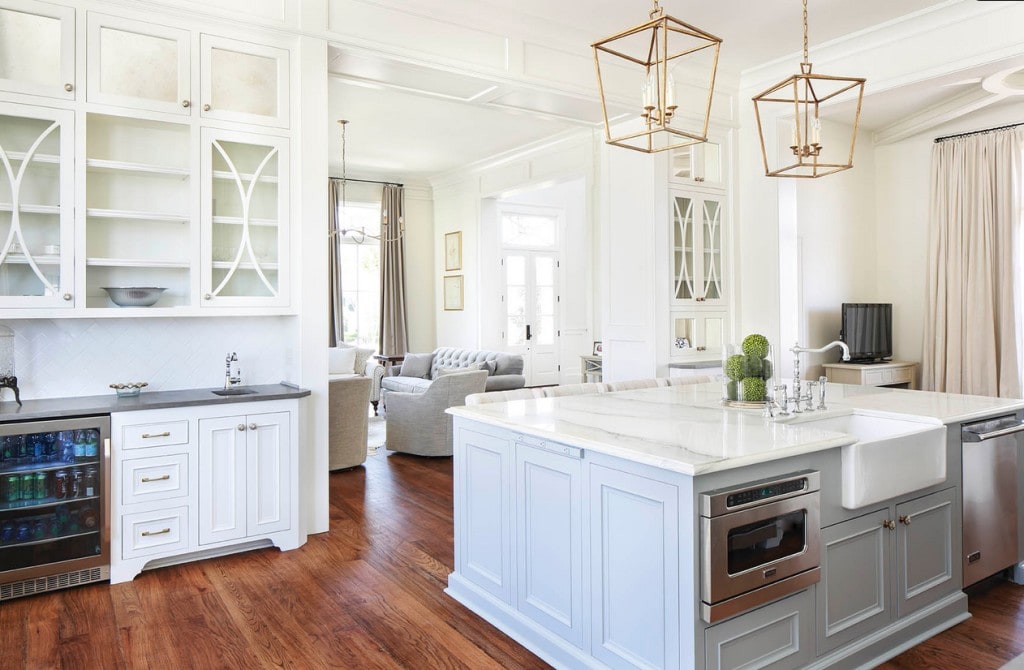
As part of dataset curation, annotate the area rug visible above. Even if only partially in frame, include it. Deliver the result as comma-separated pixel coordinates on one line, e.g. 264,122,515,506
367,416,386,455
1003,653,1024,669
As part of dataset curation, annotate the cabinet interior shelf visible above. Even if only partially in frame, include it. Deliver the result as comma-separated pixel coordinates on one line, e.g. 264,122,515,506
86,208,189,224
7,151,60,165
0,254,60,265
212,170,278,184
86,159,190,178
86,257,189,269
0,203,60,215
212,216,277,227
0,528,100,550
211,260,278,270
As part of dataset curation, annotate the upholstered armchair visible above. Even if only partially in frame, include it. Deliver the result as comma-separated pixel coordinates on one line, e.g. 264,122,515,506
328,374,371,470
329,344,386,414
385,370,488,457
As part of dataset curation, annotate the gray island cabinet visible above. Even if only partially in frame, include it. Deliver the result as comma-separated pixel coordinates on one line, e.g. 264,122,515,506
446,382,1024,670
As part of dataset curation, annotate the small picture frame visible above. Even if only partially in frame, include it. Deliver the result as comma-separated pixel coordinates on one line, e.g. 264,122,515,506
443,275,464,311
445,231,462,271
593,341,603,356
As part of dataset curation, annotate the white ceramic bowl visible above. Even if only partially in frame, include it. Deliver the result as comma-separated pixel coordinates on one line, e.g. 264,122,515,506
101,287,167,307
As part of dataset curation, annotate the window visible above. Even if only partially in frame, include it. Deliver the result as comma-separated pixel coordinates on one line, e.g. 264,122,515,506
338,202,380,348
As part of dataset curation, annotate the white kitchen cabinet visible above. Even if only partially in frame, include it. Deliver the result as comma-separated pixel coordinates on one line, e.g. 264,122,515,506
669,135,725,189
0,0,75,100
0,103,74,307
111,400,299,584
671,190,726,307
86,14,191,116
670,310,728,360
817,487,958,655
84,114,193,309
455,427,514,604
589,462,680,670
201,127,289,307
200,34,290,129
515,442,584,647
198,410,290,545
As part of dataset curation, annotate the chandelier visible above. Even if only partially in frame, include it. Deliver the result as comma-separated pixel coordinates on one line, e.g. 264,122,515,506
752,0,866,178
333,119,404,243
592,0,721,154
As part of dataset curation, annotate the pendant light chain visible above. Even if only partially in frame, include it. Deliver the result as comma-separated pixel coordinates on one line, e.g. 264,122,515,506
801,0,809,65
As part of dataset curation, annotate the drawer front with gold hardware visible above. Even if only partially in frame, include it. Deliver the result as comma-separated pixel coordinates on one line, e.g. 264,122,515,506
122,454,188,505
122,421,189,450
122,507,188,558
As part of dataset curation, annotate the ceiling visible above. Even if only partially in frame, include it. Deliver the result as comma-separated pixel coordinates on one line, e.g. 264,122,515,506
327,0,1015,182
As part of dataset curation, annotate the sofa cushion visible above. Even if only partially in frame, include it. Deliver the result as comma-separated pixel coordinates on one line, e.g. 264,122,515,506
328,372,360,382
436,361,487,377
380,376,434,394
335,342,375,375
400,352,434,378
328,347,357,375
431,347,523,378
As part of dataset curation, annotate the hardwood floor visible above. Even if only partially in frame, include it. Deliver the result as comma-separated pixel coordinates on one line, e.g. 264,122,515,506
3,446,1024,669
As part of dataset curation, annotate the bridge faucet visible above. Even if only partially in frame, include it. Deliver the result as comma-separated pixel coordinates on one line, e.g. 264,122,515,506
789,341,850,412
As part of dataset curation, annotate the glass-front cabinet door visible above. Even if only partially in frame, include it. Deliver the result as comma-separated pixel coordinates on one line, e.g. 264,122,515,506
0,104,73,307
201,128,288,307
86,14,191,115
671,311,727,359
669,138,722,188
671,191,725,306
200,34,289,129
0,0,75,100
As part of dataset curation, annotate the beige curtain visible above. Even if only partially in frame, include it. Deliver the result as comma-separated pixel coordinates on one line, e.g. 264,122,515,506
379,184,409,356
328,179,344,347
922,128,1023,397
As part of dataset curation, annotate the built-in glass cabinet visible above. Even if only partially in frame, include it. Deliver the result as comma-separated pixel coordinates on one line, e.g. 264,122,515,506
0,0,76,100
0,104,74,307
671,191,725,306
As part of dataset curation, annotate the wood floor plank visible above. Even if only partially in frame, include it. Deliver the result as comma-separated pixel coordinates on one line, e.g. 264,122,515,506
7,437,1024,669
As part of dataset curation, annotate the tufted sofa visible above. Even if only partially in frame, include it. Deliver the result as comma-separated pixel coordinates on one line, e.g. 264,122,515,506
380,347,525,408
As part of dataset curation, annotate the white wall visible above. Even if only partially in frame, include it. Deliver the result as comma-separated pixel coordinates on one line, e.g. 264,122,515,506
404,185,436,353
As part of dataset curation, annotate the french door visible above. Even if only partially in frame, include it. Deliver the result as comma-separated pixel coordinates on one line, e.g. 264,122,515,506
504,251,559,386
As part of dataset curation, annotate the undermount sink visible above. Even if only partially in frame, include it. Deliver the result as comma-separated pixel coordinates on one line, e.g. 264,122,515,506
791,414,947,510
211,387,258,396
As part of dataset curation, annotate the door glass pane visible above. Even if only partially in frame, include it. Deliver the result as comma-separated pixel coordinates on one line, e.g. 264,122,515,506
673,317,695,351
670,146,693,179
506,255,525,285
0,9,61,87
535,256,554,285
210,139,280,298
704,317,724,349
211,47,277,118
507,286,526,319
501,213,556,247
99,26,178,104
673,196,694,300
703,200,722,300
702,141,722,183
535,287,554,317
0,114,63,298
507,316,526,346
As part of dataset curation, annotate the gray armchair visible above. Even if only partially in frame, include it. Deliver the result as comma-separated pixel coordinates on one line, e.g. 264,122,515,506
385,370,488,457
328,374,371,470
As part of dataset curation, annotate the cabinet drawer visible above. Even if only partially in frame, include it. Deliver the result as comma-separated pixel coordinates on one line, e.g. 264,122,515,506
863,370,886,385
889,367,913,384
705,588,815,670
122,421,189,450
122,453,188,505
122,507,189,559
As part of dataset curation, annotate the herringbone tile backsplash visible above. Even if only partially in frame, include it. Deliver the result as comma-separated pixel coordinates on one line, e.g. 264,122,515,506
0,317,296,400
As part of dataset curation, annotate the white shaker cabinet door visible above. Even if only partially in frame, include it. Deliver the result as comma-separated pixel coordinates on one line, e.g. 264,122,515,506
198,415,247,545
200,34,289,129
0,0,75,100
245,411,290,537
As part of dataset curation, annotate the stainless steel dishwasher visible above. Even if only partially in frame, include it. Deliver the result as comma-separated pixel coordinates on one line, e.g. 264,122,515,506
962,414,1024,586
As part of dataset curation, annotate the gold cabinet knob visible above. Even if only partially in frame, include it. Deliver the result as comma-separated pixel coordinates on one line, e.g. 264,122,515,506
899,515,912,526
182,100,191,108
882,519,896,530
237,424,246,431
64,83,73,92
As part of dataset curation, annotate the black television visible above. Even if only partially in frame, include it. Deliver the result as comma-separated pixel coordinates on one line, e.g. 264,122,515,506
839,303,893,362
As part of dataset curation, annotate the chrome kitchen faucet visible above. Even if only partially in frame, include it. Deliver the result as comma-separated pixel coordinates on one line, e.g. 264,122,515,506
787,340,850,413
224,352,241,389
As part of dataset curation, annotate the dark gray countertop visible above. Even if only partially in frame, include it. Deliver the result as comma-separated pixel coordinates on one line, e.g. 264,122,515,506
0,384,310,423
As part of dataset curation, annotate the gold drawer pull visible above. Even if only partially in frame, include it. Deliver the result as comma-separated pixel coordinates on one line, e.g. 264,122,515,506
141,527,171,537
142,431,171,439
140,474,171,483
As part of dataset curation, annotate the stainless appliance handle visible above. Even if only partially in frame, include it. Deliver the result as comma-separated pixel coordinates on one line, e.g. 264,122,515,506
963,421,1024,442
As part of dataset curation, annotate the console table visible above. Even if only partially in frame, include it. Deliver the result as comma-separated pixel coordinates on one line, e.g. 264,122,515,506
823,360,918,389
580,355,603,383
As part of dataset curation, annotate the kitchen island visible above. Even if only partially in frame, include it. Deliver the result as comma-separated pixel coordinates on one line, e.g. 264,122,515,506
446,382,1024,670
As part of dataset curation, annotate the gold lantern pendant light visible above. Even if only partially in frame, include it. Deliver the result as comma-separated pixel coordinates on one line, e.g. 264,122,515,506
592,0,722,154
752,0,865,178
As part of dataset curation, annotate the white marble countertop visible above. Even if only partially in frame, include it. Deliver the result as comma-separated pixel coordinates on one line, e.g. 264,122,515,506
449,382,1024,476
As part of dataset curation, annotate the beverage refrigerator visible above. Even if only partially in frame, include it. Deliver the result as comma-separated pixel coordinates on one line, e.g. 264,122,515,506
0,416,110,600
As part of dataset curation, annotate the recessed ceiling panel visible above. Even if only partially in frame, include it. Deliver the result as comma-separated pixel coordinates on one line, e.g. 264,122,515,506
329,47,499,101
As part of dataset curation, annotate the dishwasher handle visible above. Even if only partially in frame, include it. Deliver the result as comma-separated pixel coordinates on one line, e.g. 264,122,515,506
962,420,1024,442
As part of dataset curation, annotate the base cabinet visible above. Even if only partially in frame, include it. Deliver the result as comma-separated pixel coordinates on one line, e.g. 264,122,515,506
817,488,958,654
704,589,815,670
111,400,299,583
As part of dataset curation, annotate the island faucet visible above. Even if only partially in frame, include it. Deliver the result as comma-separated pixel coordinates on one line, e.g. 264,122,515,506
224,352,241,389
789,340,850,412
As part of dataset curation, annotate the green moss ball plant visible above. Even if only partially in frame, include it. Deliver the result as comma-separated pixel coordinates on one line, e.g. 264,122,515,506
722,333,774,405
741,333,770,358
725,354,745,381
741,376,767,402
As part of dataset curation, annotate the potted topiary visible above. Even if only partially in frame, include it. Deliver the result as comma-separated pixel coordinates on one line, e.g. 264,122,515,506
722,333,775,407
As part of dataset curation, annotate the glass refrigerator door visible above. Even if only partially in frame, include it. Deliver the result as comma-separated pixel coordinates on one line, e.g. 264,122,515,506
0,416,110,583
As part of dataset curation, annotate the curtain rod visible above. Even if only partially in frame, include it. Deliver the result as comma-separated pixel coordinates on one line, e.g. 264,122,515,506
329,176,404,188
934,121,1024,143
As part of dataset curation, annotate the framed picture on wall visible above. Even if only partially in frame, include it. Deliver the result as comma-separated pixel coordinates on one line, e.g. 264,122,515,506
593,341,603,356
445,231,463,271
444,275,464,311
